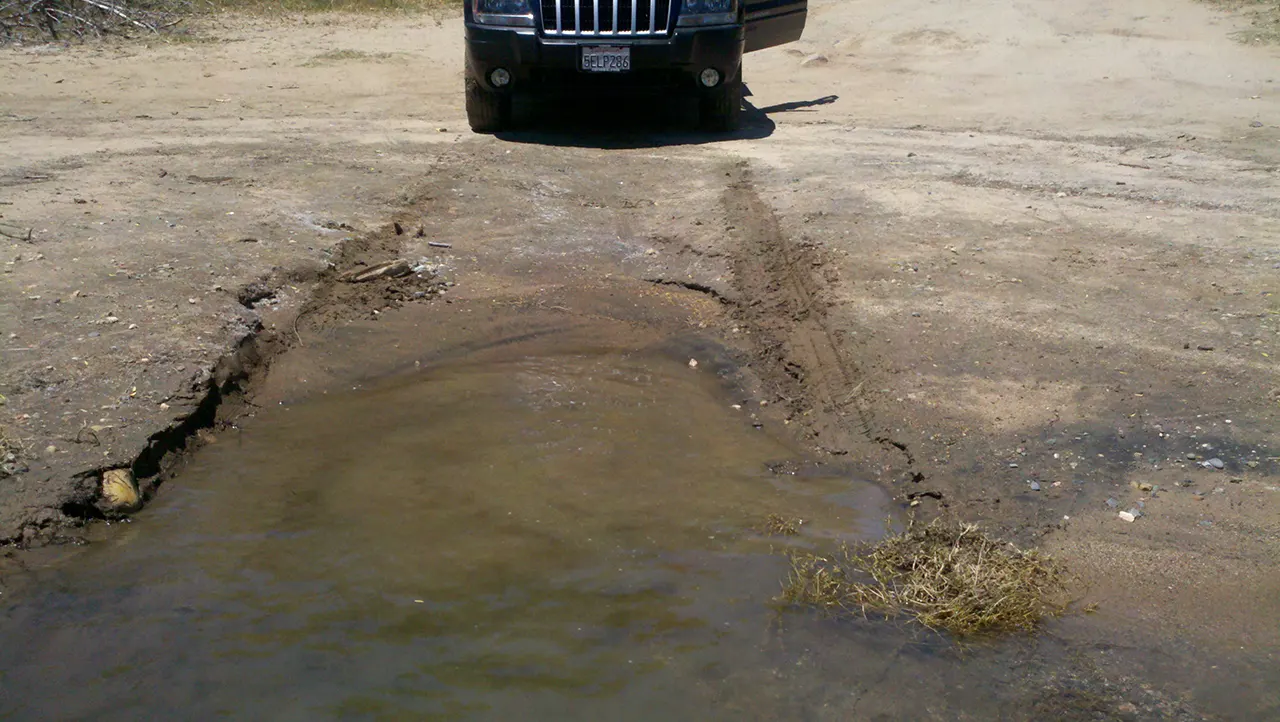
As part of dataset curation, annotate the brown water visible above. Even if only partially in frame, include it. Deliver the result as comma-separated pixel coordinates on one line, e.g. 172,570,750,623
0,344,892,720
0,338,1261,720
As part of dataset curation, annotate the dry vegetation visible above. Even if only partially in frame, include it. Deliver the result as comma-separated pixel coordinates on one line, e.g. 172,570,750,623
0,0,449,41
1,0,191,41
208,0,449,14
778,519,1068,637
762,513,802,536
1202,0,1280,43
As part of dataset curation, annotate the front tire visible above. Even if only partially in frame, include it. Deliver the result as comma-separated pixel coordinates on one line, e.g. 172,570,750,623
466,77,511,134
700,77,742,132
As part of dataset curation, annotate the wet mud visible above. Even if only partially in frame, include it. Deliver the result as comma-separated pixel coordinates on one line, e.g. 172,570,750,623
1,269,1270,720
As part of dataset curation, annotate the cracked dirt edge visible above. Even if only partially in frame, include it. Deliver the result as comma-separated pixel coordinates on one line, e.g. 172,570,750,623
2,217,447,549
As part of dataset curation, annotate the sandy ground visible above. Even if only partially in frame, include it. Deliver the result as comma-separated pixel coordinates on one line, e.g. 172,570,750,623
2,0,1279,714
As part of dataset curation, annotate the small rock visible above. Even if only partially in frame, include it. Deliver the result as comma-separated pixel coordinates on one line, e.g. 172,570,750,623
688,359,698,369
1138,482,1154,492
187,298,198,304
1204,457,1225,469
1028,481,1041,491
1106,497,1119,509
1247,461,1259,469
1213,487,1225,494
100,468,141,513
1250,121,1264,128
1186,453,1200,461
1198,520,1214,528
1230,477,1243,484
1118,511,1136,522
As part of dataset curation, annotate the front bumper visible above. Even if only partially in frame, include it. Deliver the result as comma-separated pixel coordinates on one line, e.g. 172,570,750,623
464,24,745,92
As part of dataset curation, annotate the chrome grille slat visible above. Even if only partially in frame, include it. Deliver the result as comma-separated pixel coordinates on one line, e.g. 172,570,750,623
540,0,670,36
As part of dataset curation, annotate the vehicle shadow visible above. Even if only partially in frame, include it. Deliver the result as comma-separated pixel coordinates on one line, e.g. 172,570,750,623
494,85,838,150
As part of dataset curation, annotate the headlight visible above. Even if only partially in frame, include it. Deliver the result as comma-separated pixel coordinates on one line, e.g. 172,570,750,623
473,0,534,27
677,0,736,26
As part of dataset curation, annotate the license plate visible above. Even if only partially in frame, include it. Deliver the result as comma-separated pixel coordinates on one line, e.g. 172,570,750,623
581,46,631,73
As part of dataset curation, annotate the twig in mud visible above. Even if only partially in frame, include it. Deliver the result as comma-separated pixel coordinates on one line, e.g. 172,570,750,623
292,305,316,348
840,380,865,405
428,241,452,249
0,222,32,241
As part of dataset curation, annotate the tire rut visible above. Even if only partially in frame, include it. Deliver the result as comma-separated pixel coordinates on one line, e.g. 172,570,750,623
723,160,917,477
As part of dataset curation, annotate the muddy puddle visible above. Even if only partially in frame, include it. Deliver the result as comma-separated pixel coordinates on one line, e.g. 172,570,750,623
0,301,1259,720
0,330,891,719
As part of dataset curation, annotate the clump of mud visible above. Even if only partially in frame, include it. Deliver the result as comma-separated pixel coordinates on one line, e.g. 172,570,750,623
779,519,1066,637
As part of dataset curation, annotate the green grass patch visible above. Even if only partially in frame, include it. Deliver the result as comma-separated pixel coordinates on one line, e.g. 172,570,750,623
778,519,1068,637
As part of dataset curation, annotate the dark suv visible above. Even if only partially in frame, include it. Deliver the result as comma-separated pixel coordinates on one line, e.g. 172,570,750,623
463,0,807,132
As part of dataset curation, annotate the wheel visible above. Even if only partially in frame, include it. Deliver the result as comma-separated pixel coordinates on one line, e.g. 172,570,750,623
466,77,511,134
700,77,742,132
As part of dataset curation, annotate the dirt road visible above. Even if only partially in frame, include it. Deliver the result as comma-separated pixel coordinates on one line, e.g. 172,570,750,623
2,0,1279,716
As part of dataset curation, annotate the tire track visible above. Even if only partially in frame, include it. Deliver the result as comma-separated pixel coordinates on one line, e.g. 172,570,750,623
723,160,917,475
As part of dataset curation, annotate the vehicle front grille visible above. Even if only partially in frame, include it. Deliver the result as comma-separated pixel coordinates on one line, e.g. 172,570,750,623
540,0,673,36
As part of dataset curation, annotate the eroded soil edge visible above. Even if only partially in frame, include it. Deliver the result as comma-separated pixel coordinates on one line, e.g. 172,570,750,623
3,208,447,549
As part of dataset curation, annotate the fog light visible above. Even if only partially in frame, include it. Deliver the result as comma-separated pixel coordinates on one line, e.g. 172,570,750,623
699,68,721,88
490,68,512,87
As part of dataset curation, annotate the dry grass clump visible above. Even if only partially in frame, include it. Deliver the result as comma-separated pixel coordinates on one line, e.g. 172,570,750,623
762,513,802,536
778,519,1066,637
1201,0,1280,44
